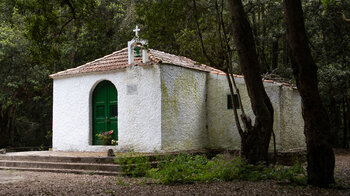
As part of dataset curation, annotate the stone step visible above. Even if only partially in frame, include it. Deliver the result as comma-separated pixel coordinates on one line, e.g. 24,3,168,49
0,155,114,164
0,167,124,176
0,160,120,172
0,150,211,176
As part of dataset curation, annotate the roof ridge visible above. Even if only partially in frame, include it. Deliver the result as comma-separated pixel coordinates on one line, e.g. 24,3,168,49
149,49,195,62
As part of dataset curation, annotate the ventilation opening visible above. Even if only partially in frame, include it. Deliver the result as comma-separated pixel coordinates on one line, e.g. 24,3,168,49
227,94,240,109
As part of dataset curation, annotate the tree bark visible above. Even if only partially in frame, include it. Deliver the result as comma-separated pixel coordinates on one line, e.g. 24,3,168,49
282,34,291,68
283,0,335,187
228,0,274,164
271,39,279,70
342,99,347,148
0,106,13,148
346,98,350,148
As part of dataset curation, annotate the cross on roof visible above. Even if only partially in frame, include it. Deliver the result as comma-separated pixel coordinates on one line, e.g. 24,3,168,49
133,25,140,38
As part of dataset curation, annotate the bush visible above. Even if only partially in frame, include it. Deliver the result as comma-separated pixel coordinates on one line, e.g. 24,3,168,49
267,161,307,185
147,153,213,184
115,155,152,177
116,153,307,185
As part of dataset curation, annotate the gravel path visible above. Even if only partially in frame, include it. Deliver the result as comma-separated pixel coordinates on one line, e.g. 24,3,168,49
0,150,349,196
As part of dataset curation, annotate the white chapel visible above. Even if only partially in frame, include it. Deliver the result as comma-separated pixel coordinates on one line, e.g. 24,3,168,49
50,26,305,152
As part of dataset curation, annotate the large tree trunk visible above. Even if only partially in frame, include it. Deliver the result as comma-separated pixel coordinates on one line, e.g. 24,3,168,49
346,98,350,148
228,0,274,164
283,0,335,187
282,34,291,68
343,99,348,148
0,106,14,148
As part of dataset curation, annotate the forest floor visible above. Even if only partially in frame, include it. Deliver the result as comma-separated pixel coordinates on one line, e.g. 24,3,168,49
0,149,349,196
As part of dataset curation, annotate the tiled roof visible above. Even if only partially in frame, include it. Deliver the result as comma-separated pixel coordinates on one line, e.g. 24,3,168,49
48,47,296,88
49,48,222,79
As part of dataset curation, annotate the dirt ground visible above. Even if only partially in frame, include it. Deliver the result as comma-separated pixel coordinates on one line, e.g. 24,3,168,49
0,150,349,196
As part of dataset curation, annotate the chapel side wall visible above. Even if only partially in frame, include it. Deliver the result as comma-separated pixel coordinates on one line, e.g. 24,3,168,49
279,86,306,150
207,73,305,151
206,74,247,150
52,64,162,152
160,64,208,151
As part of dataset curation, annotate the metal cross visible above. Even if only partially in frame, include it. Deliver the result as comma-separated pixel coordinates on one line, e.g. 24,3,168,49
133,25,140,37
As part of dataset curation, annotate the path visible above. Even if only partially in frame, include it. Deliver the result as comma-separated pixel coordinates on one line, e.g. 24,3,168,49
0,150,348,195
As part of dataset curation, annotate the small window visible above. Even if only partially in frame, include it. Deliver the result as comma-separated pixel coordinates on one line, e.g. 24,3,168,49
227,94,240,109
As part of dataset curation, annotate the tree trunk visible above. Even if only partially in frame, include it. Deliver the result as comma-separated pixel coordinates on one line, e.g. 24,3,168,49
258,4,269,73
0,106,13,148
228,0,274,164
70,24,80,67
271,39,279,70
282,34,290,68
346,98,350,148
328,93,341,145
283,0,335,187
343,99,348,148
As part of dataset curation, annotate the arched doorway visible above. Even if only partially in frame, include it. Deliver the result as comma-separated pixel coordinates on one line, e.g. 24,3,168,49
92,80,118,145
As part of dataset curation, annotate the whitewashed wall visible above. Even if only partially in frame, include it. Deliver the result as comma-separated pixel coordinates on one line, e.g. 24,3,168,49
207,73,305,151
279,86,305,150
52,64,162,152
160,65,208,151
52,62,305,153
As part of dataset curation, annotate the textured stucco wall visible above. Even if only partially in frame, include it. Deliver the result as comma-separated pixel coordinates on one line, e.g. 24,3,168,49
207,74,244,150
280,86,306,150
160,65,207,151
52,64,162,152
207,73,305,151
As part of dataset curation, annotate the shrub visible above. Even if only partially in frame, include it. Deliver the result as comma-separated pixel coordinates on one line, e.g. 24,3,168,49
115,155,151,177
147,153,212,184
116,153,307,185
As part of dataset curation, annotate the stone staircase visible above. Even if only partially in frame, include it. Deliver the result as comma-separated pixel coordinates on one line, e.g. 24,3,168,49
0,152,123,176
0,150,214,176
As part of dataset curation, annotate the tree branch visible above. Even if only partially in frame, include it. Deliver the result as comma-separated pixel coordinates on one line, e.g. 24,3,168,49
61,0,76,19
342,13,350,22
58,17,74,36
192,0,218,68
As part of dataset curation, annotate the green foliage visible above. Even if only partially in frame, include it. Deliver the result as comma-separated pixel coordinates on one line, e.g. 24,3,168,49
321,0,340,7
135,0,232,67
269,162,307,185
0,0,135,148
149,153,307,185
303,0,350,147
147,153,212,184
115,154,152,177
135,0,197,58
116,153,306,185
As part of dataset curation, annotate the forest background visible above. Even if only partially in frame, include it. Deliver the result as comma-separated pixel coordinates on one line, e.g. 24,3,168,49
0,0,349,150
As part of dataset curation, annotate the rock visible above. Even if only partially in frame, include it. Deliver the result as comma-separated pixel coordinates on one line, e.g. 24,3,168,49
107,149,115,157
0,149,6,154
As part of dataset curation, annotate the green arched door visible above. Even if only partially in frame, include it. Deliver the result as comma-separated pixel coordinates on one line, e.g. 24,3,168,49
92,80,118,145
